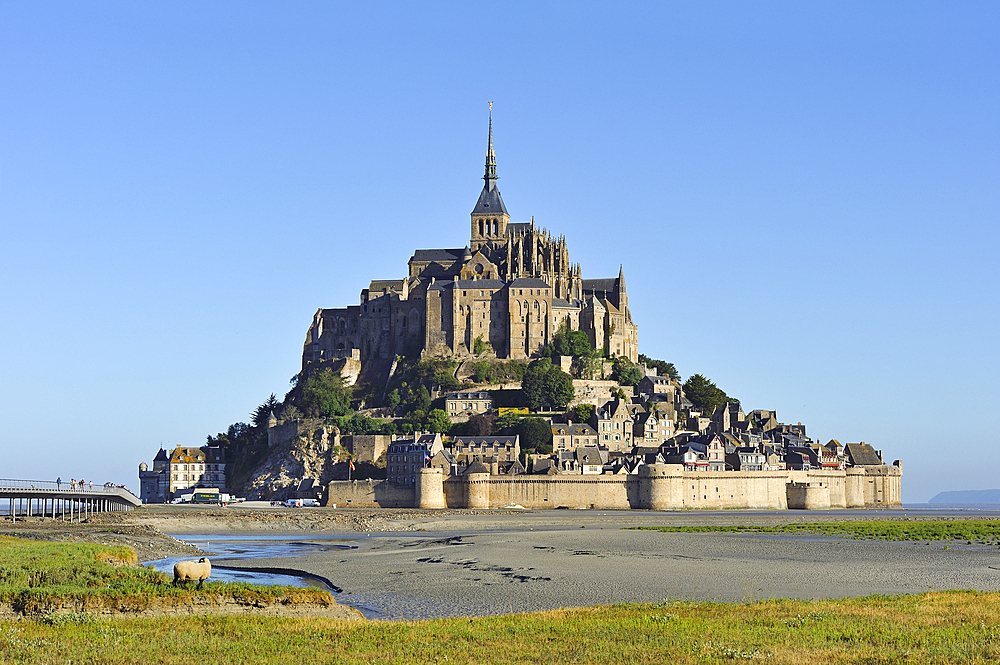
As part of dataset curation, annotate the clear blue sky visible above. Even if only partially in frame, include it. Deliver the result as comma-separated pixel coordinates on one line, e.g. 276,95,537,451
1,2,996,502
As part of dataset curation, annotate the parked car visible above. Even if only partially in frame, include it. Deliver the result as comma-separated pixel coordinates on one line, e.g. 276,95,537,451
301,499,321,507
284,498,304,507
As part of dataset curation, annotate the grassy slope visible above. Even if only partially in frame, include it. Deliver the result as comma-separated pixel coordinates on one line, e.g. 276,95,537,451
3,592,1000,664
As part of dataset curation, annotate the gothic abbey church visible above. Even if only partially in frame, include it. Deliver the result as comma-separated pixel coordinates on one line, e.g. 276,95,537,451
302,117,639,370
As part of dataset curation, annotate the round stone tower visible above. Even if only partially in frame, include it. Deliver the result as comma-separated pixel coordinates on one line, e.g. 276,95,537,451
845,467,866,508
638,463,683,510
465,473,490,508
416,467,446,509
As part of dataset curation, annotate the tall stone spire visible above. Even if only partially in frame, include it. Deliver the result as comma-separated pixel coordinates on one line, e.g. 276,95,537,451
472,105,508,217
484,109,498,183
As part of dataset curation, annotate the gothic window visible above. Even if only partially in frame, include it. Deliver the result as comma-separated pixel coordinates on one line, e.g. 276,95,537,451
478,220,484,236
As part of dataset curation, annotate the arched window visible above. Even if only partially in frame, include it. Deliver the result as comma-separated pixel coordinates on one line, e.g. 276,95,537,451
478,220,484,236
493,219,498,235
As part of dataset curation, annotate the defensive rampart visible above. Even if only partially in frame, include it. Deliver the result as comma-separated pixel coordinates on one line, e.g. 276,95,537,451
327,464,901,510
325,479,413,508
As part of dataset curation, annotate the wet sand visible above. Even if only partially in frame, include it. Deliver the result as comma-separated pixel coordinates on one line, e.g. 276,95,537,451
207,509,1000,620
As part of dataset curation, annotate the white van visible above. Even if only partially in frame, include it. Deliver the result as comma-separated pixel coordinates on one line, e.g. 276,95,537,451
284,498,303,508
301,499,321,507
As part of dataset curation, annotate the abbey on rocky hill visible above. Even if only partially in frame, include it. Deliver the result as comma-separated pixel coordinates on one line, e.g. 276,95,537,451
302,116,638,369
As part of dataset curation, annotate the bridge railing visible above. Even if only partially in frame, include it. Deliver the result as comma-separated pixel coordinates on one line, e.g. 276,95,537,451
0,479,137,498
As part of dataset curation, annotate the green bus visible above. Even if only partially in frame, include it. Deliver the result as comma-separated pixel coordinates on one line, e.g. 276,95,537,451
192,489,221,504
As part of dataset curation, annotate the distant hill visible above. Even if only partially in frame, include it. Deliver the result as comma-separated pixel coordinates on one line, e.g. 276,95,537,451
928,489,1000,504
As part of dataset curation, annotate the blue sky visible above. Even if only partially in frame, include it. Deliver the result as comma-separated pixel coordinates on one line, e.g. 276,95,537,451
1,2,996,501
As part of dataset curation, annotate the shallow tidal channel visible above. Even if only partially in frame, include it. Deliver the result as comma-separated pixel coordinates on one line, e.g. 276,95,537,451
147,536,356,594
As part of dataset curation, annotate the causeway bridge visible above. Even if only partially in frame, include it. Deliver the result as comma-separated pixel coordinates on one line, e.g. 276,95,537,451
0,479,141,522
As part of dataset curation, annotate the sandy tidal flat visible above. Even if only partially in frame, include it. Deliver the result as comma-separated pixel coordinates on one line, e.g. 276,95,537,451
211,511,1000,620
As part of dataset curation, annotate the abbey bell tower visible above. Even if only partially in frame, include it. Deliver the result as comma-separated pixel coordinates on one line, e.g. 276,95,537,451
470,111,510,251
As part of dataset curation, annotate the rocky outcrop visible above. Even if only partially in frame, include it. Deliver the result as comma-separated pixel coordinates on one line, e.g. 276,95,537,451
245,420,347,500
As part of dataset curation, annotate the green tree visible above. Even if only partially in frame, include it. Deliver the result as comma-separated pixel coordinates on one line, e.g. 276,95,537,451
521,359,550,411
473,335,492,356
638,354,679,381
251,394,281,428
280,404,302,422
611,357,643,386
545,364,575,410
385,388,400,411
516,417,553,455
549,320,595,357
492,411,524,433
523,359,576,411
683,374,736,413
403,409,427,430
571,403,595,424
426,408,452,433
434,369,462,391
345,413,382,434
301,370,353,419
471,361,494,383
409,385,432,413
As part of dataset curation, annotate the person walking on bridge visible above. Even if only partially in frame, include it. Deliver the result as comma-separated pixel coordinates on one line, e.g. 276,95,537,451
56,477,61,490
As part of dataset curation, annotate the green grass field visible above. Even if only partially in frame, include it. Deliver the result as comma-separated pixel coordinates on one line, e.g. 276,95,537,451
628,519,1000,543
3,591,1000,663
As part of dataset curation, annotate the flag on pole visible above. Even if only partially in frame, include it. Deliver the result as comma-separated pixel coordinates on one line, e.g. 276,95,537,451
349,460,355,471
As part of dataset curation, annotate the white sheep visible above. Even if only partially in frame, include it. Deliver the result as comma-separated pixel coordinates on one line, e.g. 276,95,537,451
173,557,212,589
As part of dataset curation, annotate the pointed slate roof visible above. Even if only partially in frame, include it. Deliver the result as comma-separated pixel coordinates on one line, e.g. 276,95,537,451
464,459,490,475
845,443,883,467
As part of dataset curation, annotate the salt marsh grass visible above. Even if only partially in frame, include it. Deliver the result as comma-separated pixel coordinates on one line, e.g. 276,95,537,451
0,536,331,614
3,591,1000,663
630,519,1000,544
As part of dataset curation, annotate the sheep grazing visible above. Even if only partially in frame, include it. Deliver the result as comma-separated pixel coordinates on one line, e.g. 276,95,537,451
173,557,212,589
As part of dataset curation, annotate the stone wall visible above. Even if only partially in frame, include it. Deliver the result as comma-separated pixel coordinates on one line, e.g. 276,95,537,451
332,464,901,511
344,434,390,464
326,479,413,508
569,380,633,408
488,475,636,509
